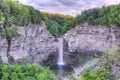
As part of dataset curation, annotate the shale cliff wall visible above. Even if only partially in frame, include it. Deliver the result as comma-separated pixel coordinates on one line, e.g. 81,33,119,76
0,23,120,64
64,23,120,54
0,22,58,63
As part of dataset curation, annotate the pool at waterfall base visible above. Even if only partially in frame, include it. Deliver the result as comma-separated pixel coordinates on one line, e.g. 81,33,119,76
50,64,74,80
50,64,73,71
50,37,74,80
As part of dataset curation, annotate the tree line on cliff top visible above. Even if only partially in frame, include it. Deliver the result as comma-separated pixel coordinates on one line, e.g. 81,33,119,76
0,0,120,37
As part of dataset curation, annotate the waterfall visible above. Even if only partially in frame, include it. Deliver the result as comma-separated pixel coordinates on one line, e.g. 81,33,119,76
50,37,73,79
57,37,65,65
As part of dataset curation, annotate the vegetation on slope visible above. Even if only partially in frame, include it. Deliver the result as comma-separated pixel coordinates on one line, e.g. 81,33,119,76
69,50,120,80
1,0,120,37
41,12,74,37
0,0,42,26
42,4,120,37
0,57,58,80
0,0,74,37
0,1,120,80
75,5,120,26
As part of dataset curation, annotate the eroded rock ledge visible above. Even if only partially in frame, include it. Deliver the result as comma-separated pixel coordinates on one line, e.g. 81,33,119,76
0,22,58,64
64,23,120,54
0,23,120,65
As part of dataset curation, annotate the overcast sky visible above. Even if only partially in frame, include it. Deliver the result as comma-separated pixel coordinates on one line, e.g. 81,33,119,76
18,0,120,16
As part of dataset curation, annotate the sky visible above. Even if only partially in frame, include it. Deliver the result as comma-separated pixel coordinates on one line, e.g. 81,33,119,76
18,0,120,16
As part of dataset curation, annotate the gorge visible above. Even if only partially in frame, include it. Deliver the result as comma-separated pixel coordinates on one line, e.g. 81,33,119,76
0,22,120,80
0,0,120,80
1,22,120,64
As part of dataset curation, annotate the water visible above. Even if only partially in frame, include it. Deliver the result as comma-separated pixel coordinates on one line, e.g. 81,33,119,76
50,37,97,80
57,37,65,65
50,64,73,80
50,37,73,80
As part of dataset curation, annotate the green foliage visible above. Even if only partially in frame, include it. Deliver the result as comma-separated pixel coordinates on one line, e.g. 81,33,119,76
76,4,120,26
0,56,3,66
0,57,3,78
0,10,5,25
0,0,42,26
42,12,72,37
5,27,13,39
74,51,120,80
46,20,60,37
81,66,111,80
1,27,14,40
0,0,120,37
68,51,120,80
0,63,58,80
43,4,120,37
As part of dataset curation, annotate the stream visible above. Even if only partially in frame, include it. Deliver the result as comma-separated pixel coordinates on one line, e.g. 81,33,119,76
63,58,99,80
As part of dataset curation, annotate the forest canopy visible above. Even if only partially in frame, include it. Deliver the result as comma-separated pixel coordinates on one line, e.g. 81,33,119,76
0,0,120,37
75,5,120,26
0,0,42,26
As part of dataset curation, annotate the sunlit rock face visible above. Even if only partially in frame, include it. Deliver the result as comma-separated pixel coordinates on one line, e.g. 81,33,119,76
0,22,58,64
0,37,8,63
0,22,120,66
64,23,120,54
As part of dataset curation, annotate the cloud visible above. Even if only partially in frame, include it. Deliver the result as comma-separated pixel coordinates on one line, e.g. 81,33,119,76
18,0,120,16
57,0,77,6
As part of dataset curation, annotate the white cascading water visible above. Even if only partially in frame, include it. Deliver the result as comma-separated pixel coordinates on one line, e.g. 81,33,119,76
57,37,65,65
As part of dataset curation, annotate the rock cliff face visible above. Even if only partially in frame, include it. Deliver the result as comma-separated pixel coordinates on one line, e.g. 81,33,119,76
63,23,120,79
0,23,120,79
0,22,58,64
0,23,120,65
64,23,120,54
